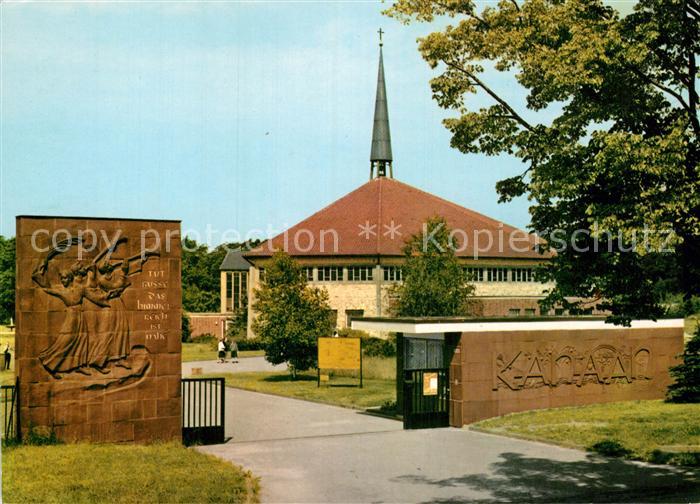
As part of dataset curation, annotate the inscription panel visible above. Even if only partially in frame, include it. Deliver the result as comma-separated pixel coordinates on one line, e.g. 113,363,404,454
493,344,652,391
16,216,182,443
454,326,683,425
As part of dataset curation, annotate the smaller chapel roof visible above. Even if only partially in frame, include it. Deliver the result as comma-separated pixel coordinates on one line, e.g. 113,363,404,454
220,249,252,271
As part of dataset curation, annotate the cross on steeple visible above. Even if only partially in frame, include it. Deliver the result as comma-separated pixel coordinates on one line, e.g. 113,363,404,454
378,28,384,47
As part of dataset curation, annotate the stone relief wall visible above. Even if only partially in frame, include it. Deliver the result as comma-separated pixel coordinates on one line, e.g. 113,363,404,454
450,326,683,426
493,344,652,391
15,216,182,443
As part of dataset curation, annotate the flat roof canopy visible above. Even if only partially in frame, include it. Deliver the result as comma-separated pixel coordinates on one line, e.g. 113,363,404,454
351,317,684,334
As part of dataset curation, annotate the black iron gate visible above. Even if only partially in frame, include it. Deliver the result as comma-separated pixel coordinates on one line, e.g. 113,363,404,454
181,377,225,445
1,377,19,442
403,368,449,429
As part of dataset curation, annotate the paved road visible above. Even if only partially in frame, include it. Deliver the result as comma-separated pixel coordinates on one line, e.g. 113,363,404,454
197,387,700,503
182,356,286,376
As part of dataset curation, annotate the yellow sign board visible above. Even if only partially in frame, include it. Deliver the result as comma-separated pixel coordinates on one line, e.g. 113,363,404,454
318,337,361,370
423,372,438,396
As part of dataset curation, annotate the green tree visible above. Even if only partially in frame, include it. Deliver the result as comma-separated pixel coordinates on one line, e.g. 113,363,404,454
0,236,16,324
181,238,226,313
252,251,333,378
390,216,476,317
386,0,699,325
228,298,248,339
181,238,261,313
666,327,700,403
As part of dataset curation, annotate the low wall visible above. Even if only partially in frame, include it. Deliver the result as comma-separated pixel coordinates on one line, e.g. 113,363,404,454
188,313,229,339
450,321,683,426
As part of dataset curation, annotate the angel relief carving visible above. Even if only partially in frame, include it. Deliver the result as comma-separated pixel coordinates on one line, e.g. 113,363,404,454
31,237,159,388
492,343,652,391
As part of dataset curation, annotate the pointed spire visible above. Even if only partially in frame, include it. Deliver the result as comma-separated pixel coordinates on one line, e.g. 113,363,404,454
370,29,393,179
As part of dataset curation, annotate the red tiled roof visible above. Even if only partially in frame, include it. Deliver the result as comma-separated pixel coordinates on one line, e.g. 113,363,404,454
245,177,546,259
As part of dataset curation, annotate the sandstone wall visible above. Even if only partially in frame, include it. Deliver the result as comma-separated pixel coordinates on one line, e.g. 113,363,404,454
15,216,182,443
449,324,683,426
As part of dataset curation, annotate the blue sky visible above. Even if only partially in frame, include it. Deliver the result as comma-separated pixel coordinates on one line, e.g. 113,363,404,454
0,1,606,244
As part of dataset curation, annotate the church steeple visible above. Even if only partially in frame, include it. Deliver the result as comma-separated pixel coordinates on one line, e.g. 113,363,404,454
370,29,393,179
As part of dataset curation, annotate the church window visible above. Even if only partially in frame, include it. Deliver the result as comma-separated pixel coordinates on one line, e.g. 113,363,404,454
318,266,344,282
383,266,403,282
487,267,509,282
464,267,484,282
229,271,248,311
348,266,374,281
512,268,535,282
225,272,233,312
303,267,314,282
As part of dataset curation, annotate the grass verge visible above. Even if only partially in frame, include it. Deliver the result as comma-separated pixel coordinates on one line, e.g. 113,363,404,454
2,441,260,503
204,370,395,410
182,342,264,362
473,400,700,466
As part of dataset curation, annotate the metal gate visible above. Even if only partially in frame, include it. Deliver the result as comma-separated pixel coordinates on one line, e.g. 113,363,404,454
403,368,449,429
181,377,225,445
1,378,19,442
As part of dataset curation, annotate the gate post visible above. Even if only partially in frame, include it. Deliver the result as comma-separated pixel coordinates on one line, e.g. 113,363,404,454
396,333,404,414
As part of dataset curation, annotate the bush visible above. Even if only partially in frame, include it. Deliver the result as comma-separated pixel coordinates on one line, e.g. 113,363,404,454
191,333,218,350
236,338,264,351
181,314,191,343
338,328,396,357
663,294,700,318
337,328,369,339
649,449,700,467
588,439,632,458
362,335,396,358
336,329,396,357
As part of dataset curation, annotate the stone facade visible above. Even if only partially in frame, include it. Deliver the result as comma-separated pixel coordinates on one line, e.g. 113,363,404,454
15,216,182,443
242,258,564,338
449,323,683,425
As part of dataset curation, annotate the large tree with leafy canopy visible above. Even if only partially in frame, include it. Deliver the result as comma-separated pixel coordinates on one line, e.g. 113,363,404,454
386,0,699,325
252,251,333,378
389,216,477,316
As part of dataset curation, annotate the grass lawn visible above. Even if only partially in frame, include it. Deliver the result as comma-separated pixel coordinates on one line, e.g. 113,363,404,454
182,342,264,362
473,400,700,466
204,358,396,410
2,442,259,503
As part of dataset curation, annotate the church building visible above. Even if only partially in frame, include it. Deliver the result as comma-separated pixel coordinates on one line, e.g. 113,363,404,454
220,40,568,338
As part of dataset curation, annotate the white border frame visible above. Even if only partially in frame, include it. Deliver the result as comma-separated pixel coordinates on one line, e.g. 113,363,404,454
351,318,684,334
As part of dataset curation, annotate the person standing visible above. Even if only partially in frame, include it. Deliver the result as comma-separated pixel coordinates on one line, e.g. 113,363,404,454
217,339,226,363
3,343,11,371
230,340,239,364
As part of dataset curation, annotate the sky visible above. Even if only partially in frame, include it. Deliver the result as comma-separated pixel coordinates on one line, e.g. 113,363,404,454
0,1,632,245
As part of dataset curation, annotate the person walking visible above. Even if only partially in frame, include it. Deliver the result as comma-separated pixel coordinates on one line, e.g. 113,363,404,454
230,340,239,364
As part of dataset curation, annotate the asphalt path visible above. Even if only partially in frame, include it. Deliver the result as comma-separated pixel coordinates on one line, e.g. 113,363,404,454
194,375,700,503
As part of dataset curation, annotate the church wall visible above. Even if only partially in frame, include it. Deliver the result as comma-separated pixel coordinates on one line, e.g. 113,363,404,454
473,281,552,297
313,282,378,328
